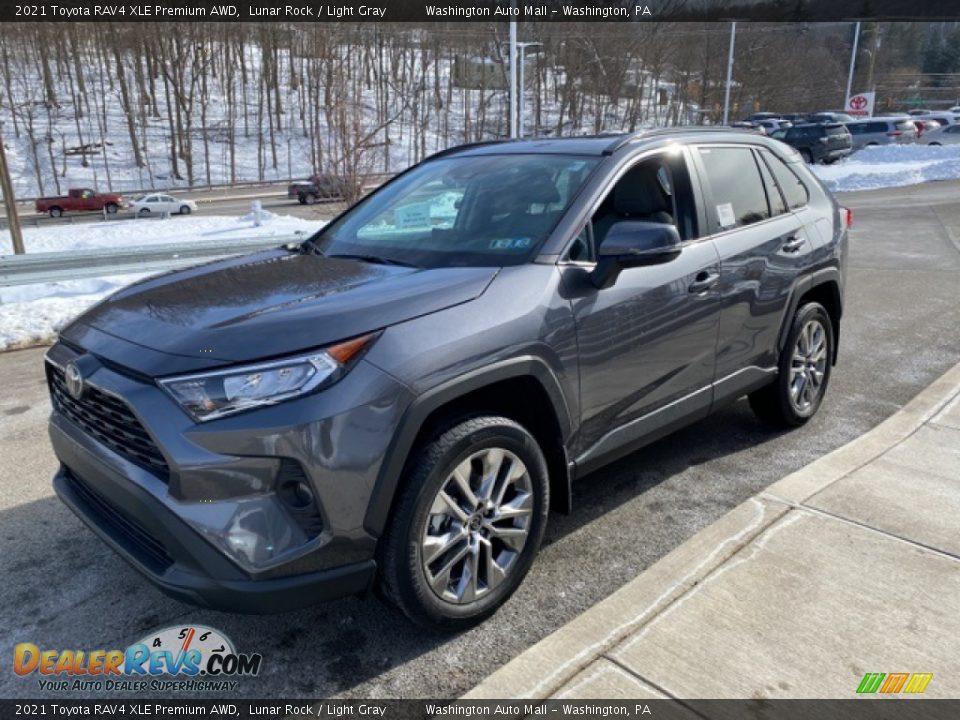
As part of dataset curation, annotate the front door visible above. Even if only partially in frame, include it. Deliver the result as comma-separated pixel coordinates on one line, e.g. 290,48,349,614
567,151,722,468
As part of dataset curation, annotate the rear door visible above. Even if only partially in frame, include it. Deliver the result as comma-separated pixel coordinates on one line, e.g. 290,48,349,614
690,144,814,404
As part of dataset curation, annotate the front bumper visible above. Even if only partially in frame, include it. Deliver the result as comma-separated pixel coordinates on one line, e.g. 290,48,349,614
44,339,412,613
52,427,376,614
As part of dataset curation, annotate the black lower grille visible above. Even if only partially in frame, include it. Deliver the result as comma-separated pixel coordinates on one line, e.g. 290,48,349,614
47,363,169,481
65,469,174,573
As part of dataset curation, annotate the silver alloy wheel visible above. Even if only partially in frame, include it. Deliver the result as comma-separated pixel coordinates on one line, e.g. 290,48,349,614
789,318,828,412
421,447,534,604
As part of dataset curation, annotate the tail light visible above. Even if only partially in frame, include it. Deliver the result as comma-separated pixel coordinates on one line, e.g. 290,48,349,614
841,207,853,228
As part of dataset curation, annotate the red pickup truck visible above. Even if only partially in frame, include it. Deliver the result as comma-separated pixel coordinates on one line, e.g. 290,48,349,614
35,188,127,218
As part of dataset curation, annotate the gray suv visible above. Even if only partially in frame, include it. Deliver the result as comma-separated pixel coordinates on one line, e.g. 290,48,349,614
845,118,918,150
47,129,848,627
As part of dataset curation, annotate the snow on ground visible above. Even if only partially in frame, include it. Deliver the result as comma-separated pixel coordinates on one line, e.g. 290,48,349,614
812,144,960,192
0,212,323,255
0,213,326,351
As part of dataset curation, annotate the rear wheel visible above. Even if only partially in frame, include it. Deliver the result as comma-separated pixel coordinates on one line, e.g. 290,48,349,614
304,193,317,205
48,207,63,218
378,416,549,628
749,302,834,428
138,208,151,217
929,141,942,146
105,203,118,214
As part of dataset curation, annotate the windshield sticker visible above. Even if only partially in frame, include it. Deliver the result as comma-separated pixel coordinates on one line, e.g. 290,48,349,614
716,203,736,228
490,237,532,251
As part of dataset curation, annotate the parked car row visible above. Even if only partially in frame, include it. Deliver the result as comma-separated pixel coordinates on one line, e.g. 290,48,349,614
740,108,960,163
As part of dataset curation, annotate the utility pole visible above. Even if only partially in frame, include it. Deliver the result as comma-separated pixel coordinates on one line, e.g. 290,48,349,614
508,11,518,139
517,42,542,138
722,21,737,126
0,123,24,255
845,21,861,106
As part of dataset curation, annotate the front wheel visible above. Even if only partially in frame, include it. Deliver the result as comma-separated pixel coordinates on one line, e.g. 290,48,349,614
749,302,834,428
378,416,550,628
179,205,191,215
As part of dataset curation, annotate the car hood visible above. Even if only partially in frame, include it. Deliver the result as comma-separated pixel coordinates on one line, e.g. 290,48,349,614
62,249,498,374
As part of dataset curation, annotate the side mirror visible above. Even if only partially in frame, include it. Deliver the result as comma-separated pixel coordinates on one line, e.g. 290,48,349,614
592,221,682,289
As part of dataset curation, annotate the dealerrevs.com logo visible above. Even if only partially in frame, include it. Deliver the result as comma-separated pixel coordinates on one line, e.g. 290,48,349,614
14,625,262,693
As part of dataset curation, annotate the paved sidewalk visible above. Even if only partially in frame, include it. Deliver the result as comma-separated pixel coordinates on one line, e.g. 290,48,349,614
466,362,960,700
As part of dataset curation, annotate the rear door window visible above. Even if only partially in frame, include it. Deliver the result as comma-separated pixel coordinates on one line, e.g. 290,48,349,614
759,149,808,210
697,146,770,231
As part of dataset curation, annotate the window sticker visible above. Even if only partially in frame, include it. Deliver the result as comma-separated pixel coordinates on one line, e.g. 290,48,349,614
716,203,736,228
490,237,532,250
395,202,431,229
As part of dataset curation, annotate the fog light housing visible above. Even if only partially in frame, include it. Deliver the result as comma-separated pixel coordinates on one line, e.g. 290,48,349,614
276,460,325,539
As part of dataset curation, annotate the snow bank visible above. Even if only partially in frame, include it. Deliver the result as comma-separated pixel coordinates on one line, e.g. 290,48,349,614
0,214,325,351
0,212,323,255
812,144,960,192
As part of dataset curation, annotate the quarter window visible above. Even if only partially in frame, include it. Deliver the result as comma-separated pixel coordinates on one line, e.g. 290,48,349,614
760,149,808,210
755,150,787,216
697,147,770,230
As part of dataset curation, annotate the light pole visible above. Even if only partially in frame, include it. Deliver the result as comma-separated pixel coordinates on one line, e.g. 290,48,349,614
0,122,24,255
722,21,737,126
845,21,861,106
508,10,518,139
517,42,542,138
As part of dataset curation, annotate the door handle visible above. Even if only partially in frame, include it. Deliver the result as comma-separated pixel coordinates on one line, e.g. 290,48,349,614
781,236,805,253
688,271,719,294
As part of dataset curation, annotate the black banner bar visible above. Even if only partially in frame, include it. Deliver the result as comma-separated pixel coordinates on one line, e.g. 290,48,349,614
2,0,960,23
2,700,960,719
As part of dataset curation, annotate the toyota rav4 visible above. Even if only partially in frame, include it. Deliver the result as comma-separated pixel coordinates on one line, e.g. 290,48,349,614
47,129,848,627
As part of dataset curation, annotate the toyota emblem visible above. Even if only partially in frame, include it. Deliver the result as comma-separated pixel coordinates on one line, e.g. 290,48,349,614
64,362,86,400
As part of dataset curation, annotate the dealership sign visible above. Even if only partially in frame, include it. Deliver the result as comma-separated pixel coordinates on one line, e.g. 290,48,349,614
845,92,875,118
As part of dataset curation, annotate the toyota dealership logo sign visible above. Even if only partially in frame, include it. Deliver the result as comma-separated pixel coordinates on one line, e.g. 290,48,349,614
846,91,875,118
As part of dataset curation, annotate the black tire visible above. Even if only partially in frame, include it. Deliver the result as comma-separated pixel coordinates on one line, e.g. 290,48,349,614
749,302,834,428
49,207,63,218
180,205,191,215
297,194,307,205
105,203,118,214
800,149,814,164
138,208,151,217
304,192,317,205
378,416,550,629
929,142,942,147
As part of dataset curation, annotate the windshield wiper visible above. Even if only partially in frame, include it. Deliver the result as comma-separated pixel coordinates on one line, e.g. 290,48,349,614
327,253,422,269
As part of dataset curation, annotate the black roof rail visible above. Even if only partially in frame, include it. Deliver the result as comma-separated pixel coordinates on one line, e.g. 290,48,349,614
423,139,510,162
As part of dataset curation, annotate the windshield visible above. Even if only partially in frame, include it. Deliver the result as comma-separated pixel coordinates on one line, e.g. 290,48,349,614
308,154,599,268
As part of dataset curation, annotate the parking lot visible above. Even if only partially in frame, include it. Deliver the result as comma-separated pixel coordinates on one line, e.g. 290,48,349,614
1,181,959,700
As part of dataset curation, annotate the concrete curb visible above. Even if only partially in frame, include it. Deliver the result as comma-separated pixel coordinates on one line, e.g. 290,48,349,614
463,360,960,701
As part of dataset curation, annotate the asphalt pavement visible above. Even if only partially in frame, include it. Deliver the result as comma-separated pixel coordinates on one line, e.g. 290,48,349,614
1,181,959,699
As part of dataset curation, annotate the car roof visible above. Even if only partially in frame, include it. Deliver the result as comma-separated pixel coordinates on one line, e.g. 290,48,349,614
429,127,768,160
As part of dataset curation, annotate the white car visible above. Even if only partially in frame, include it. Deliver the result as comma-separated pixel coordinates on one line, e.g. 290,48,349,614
925,125,960,146
131,193,198,216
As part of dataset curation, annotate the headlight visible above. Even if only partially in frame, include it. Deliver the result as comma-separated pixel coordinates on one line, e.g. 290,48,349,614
159,334,377,422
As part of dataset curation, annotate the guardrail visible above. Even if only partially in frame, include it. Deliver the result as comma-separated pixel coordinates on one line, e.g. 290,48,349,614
0,234,306,287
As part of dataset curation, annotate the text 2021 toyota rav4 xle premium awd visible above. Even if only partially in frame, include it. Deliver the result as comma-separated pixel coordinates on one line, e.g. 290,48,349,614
47,129,848,627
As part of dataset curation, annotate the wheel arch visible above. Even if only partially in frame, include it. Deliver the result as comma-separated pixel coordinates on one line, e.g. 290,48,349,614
364,357,574,539
777,270,843,365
